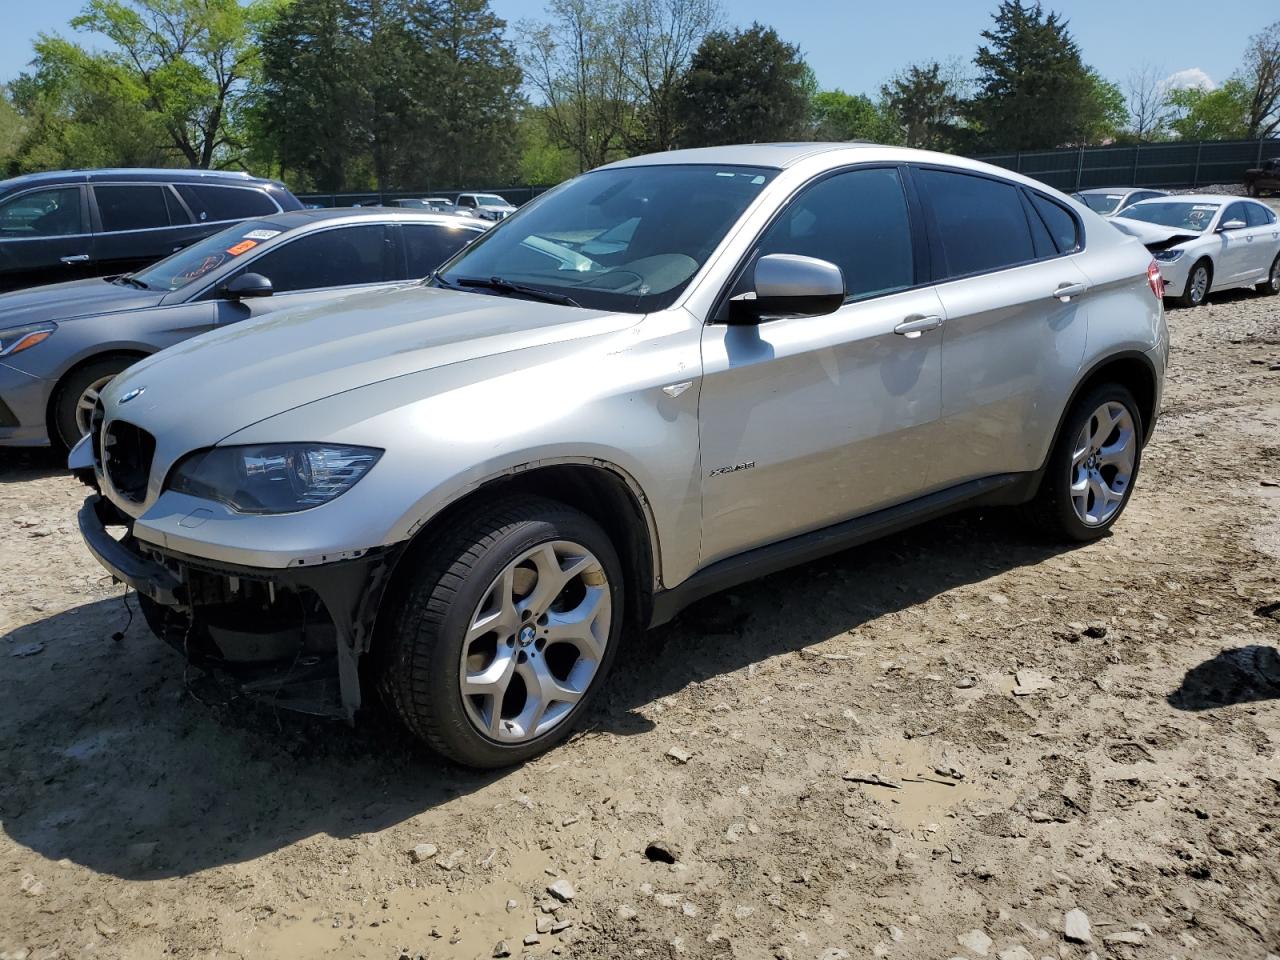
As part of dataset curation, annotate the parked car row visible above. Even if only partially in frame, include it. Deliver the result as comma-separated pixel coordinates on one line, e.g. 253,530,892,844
65,144,1171,768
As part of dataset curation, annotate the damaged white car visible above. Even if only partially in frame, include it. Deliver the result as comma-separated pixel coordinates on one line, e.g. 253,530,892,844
1111,195,1280,307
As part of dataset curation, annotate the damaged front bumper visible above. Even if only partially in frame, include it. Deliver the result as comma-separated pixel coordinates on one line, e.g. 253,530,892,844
78,495,403,720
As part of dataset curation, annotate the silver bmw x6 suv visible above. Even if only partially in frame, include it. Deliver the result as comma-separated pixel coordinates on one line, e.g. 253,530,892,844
75,144,1167,767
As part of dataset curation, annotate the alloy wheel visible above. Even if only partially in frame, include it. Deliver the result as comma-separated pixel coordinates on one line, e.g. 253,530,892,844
1070,401,1137,526
1189,265,1209,305
459,540,611,743
1270,258,1280,293
74,375,116,438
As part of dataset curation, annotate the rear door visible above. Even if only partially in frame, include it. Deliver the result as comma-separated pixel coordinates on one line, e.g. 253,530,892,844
912,166,1090,487
209,222,403,325
89,183,199,274
0,185,93,290
1244,201,1280,280
698,165,945,564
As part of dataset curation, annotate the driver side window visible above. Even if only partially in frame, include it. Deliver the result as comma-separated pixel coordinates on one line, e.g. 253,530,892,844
745,167,915,303
241,225,397,293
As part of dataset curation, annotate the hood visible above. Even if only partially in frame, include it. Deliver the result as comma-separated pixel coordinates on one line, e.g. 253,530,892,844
1109,218,1200,250
0,277,164,328
102,283,634,450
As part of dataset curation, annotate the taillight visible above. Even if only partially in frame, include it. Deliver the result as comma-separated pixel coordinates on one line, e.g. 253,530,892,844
1147,259,1165,300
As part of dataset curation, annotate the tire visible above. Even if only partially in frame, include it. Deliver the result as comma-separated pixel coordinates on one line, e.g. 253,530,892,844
50,354,139,452
1170,258,1211,309
1026,383,1144,542
1259,253,1280,297
377,496,625,768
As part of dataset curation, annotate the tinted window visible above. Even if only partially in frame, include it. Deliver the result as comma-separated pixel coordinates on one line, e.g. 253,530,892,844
917,169,1035,277
244,224,396,292
403,223,478,278
1029,193,1079,253
752,167,914,301
0,187,84,238
1245,202,1275,227
176,184,278,222
96,185,175,232
458,195,476,208
1222,203,1249,227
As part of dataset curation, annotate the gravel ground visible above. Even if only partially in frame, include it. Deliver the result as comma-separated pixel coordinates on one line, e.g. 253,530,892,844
3,267,1280,960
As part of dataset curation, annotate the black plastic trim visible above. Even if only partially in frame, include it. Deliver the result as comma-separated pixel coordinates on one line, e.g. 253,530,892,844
78,495,183,605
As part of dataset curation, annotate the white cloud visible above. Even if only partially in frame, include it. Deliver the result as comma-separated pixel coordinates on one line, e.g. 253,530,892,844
1162,68,1214,92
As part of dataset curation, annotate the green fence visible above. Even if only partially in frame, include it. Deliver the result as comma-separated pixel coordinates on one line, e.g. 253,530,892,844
979,138,1280,192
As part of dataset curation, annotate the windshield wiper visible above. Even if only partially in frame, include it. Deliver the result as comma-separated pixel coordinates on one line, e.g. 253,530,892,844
111,274,151,290
452,275,581,308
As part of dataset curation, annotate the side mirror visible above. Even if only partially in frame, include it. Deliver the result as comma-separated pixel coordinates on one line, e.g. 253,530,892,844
728,253,845,325
1219,219,1248,232
224,272,273,300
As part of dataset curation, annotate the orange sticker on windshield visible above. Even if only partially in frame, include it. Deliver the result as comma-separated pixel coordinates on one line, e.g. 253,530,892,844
226,239,258,256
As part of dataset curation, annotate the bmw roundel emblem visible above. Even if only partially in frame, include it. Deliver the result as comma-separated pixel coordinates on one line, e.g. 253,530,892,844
118,387,146,405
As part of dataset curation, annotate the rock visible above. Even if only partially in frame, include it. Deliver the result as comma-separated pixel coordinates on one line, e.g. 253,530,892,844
1013,670,1052,695
492,941,511,958
592,838,612,860
681,902,699,917
818,950,850,960
19,874,45,897
955,676,977,689
655,892,682,909
958,929,993,956
996,948,1033,960
524,934,541,946
436,849,464,870
733,905,754,920
1082,624,1108,639
536,916,553,934
547,878,576,902
666,746,693,764
1063,909,1092,944
842,770,901,789
551,920,573,933
506,899,519,912
888,926,904,942
408,843,437,864
617,904,637,920
1102,931,1143,945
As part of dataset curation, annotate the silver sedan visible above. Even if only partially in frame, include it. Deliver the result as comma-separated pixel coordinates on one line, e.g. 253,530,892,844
1111,195,1280,307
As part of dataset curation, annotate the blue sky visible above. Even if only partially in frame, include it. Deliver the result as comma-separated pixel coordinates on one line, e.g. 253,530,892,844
1,0,1274,98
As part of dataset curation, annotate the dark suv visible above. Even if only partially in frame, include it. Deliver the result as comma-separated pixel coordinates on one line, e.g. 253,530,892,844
0,169,302,292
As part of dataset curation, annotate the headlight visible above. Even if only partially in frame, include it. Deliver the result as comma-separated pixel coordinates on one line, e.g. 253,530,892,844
0,321,56,357
168,443,383,514
1153,249,1185,263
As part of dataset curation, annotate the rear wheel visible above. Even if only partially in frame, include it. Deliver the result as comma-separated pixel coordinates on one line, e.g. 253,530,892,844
50,354,139,452
1259,254,1280,296
1026,383,1143,542
377,496,624,768
1170,259,1211,308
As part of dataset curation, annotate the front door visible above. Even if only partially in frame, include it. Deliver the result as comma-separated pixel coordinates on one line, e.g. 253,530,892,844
0,185,93,291
698,166,943,566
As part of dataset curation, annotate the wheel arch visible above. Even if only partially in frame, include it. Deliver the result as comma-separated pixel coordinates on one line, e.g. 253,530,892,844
46,347,152,443
1052,350,1160,459
382,459,660,636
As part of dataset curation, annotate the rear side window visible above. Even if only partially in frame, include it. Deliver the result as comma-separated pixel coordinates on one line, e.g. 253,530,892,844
0,187,84,237
916,169,1035,278
176,185,278,223
243,224,396,293
402,223,478,278
95,185,176,232
751,167,915,301
1245,202,1275,227
1028,192,1079,253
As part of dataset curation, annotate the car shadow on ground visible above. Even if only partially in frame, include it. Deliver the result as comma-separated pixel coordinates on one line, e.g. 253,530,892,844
2,508,1082,881
0,448,66,484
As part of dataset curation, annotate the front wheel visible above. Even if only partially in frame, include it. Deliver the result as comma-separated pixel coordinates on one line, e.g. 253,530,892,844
1026,383,1144,542
1259,254,1280,297
50,354,138,452
377,497,624,768
1170,259,1211,308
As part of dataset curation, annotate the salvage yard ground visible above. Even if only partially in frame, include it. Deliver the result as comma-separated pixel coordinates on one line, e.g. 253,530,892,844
3,238,1280,958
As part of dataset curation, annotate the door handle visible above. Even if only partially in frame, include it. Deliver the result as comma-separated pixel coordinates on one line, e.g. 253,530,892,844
60,255,90,264
893,314,944,338
1053,282,1088,301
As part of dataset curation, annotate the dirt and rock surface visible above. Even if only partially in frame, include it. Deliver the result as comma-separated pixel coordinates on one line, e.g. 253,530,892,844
3,276,1280,960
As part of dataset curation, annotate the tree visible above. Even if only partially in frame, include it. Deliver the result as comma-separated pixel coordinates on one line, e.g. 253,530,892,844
1124,63,1170,141
809,89,897,143
617,0,719,153
1166,80,1252,140
967,1,1106,150
880,61,964,149
522,0,630,173
0,88,27,176
1239,20,1280,138
674,23,810,147
65,0,276,168
1079,68,1128,143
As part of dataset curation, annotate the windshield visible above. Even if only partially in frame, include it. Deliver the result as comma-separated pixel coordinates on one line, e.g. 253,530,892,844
132,220,287,291
1115,202,1220,232
438,165,777,313
476,195,509,207
1080,192,1126,215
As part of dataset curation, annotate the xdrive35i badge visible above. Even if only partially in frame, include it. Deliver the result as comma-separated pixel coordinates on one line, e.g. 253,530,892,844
709,460,755,477
118,387,146,405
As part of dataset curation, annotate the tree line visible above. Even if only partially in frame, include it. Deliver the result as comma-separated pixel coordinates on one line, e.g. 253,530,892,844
0,0,1276,191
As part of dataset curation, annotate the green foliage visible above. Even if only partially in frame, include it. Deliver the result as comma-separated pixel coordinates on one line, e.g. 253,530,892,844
1166,80,1252,141
880,62,964,149
675,22,811,147
516,108,578,185
968,0,1123,150
1079,68,1128,143
809,89,898,144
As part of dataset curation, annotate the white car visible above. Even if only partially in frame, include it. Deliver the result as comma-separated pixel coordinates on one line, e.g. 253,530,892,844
1111,195,1280,307
455,192,518,222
